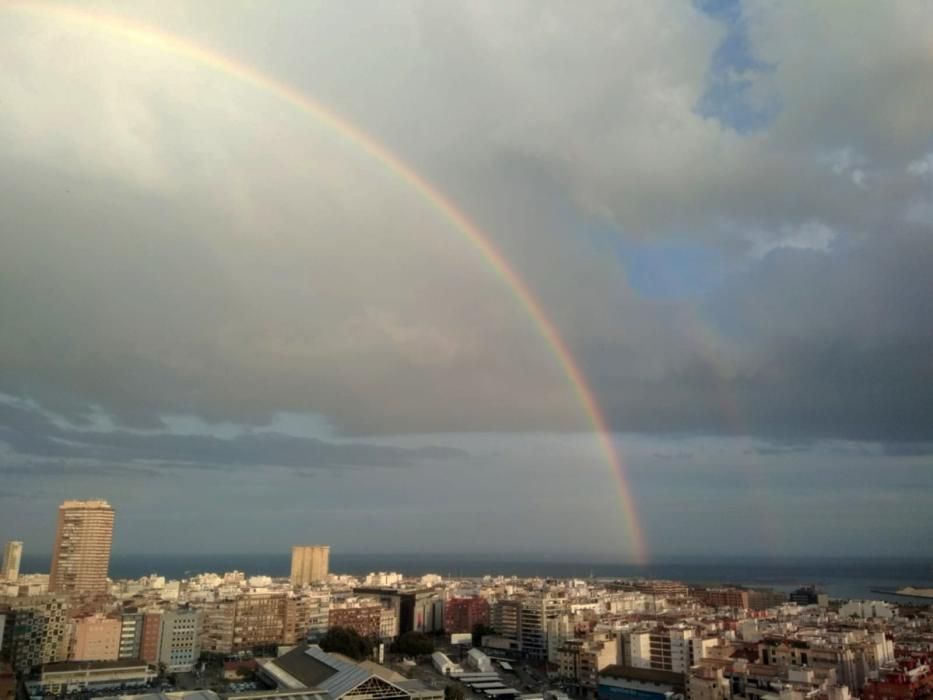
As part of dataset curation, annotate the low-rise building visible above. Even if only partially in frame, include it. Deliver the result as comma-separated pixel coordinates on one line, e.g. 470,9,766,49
261,643,443,700
598,665,686,700
26,659,154,695
432,651,461,675
862,661,933,700
467,647,495,673
558,632,618,694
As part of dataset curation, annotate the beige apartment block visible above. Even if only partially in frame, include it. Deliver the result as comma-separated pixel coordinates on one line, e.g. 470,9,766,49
70,614,121,661
290,545,330,586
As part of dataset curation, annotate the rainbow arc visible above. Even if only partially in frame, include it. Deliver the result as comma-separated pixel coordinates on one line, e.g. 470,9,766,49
4,0,647,564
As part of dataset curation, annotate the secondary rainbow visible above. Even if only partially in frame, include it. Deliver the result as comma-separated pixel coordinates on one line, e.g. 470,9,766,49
6,0,648,565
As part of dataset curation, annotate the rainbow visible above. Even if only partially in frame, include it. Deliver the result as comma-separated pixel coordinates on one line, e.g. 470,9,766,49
4,1,648,564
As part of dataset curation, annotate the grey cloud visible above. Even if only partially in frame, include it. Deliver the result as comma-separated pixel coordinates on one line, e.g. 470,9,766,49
0,461,163,479
744,444,813,457
0,401,467,474
881,442,933,458
588,226,933,443
0,1,931,446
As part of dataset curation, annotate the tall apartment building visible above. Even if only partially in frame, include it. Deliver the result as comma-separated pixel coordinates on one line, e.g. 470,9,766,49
49,500,115,595
1,542,22,582
290,546,330,586
158,609,201,672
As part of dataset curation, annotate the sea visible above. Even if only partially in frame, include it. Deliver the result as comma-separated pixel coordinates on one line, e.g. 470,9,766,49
18,553,933,603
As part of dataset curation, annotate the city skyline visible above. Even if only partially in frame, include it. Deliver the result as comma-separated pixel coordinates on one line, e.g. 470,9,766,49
1,1,932,560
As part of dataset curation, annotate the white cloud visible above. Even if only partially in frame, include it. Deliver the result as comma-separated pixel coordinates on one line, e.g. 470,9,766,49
907,153,933,177
748,221,837,259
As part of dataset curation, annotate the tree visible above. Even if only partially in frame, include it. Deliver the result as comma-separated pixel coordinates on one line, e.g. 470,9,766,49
445,685,465,700
396,631,434,657
472,623,496,647
319,626,374,661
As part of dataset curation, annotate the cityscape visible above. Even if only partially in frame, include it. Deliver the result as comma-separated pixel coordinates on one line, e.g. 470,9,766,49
2,3,933,700
1,500,932,700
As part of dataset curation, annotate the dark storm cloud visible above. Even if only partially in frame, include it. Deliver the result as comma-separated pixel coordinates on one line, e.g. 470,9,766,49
591,226,933,443
0,400,466,474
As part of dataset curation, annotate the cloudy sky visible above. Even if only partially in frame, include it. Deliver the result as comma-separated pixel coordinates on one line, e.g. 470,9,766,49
1,0,931,564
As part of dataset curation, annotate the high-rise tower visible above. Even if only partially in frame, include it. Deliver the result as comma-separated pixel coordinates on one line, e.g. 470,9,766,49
1,540,23,581
290,545,330,586
49,500,114,594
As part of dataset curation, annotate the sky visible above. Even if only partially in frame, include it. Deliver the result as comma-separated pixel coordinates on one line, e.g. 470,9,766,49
1,0,932,563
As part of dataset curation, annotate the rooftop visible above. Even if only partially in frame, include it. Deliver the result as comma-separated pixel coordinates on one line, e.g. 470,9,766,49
600,666,685,688
40,659,150,673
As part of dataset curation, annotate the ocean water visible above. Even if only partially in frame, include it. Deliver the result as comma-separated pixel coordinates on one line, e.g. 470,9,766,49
19,553,933,602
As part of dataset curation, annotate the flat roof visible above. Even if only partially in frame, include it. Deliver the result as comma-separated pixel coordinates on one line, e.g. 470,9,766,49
600,666,685,688
41,659,150,673
452,673,500,678
227,693,328,700
98,693,220,700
